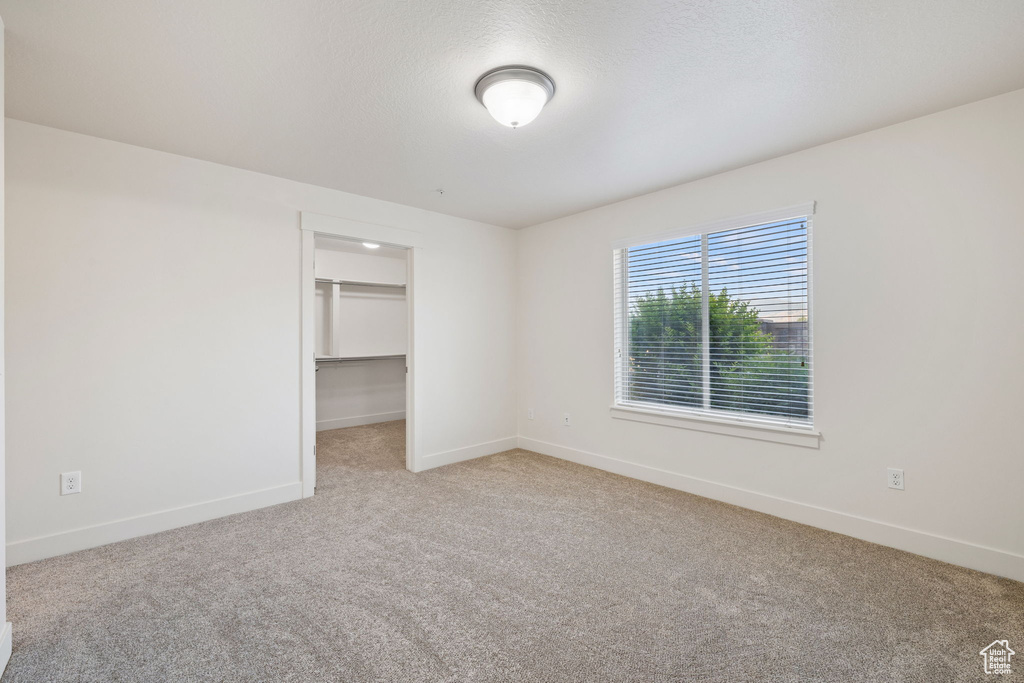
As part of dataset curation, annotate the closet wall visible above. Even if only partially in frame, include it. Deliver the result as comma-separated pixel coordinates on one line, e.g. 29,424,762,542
315,240,408,430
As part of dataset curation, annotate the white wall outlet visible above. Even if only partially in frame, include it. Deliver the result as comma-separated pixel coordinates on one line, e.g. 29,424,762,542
887,468,904,490
527,408,535,420
563,413,571,426
61,471,82,495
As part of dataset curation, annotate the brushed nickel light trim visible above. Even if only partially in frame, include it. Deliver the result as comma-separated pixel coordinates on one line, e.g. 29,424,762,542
474,66,555,128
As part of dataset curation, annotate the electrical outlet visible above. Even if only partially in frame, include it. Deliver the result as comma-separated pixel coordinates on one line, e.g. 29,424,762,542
527,408,535,420
563,413,571,426
887,468,904,490
61,471,82,495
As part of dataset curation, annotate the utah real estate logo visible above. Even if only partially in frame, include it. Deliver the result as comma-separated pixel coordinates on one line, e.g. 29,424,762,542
980,640,1014,675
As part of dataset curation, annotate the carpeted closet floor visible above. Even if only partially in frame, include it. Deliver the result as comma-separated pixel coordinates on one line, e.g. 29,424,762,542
4,420,1023,682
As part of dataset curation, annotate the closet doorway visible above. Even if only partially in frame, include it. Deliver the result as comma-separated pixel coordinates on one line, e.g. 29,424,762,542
300,225,417,497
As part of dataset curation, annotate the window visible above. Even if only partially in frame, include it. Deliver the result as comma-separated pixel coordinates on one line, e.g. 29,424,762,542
613,205,813,432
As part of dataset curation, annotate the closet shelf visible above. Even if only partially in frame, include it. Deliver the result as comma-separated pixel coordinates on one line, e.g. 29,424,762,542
315,278,406,289
316,354,406,363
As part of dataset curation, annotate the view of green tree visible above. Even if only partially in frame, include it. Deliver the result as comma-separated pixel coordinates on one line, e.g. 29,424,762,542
628,285,809,419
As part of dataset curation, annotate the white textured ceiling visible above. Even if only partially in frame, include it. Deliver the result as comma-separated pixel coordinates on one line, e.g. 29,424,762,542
3,1,1024,228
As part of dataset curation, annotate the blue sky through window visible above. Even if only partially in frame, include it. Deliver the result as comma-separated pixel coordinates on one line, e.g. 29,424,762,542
626,219,808,324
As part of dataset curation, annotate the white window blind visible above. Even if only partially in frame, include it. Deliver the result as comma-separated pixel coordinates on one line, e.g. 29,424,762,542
614,210,812,429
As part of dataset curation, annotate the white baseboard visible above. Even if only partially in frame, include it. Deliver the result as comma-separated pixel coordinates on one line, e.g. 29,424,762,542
417,436,519,472
518,437,1024,583
0,622,11,677
6,482,303,567
317,410,405,431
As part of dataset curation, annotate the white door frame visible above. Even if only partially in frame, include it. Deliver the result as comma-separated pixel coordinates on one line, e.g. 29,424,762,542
300,212,425,497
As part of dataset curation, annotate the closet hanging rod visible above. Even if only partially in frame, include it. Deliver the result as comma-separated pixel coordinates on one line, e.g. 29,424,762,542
315,278,406,289
315,354,406,363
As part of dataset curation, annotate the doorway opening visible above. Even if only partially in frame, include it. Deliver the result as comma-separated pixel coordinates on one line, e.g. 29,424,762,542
301,229,415,496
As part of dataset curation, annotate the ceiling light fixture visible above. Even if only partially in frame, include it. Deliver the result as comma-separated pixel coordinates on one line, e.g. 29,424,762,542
475,66,555,129
363,242,381,249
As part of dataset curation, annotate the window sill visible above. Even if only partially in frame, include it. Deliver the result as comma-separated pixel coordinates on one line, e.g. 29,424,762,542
610,404,821,449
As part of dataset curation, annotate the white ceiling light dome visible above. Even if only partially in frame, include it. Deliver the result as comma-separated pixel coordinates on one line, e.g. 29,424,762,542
475,66,555,129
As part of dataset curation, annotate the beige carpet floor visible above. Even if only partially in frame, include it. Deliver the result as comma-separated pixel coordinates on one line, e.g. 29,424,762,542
4,420,1023,681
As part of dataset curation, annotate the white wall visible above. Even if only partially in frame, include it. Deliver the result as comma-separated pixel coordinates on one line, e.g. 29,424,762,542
517,88,1024,581
314,283,407,358
316,359,406,431
315,247,406,285
314,248,408,359
6,120,518,564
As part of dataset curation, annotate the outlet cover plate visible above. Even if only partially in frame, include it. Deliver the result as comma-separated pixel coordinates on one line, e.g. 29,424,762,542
887,468,904,490
61,471,82,495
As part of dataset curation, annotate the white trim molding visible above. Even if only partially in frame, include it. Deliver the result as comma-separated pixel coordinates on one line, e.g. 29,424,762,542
317,411,406,431
610,405,821,448
6,482,303,567
0,622,11,677
416,436,519,473
518,436,1024,583
300,210,422,487
301,230,317,498
611,202,817,441
300,212,427,248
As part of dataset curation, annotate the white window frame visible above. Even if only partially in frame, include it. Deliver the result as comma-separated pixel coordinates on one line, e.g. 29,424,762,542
611,203,820,448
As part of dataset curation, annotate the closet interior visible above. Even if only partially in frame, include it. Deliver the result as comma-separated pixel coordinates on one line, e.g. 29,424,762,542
314,236,408,432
